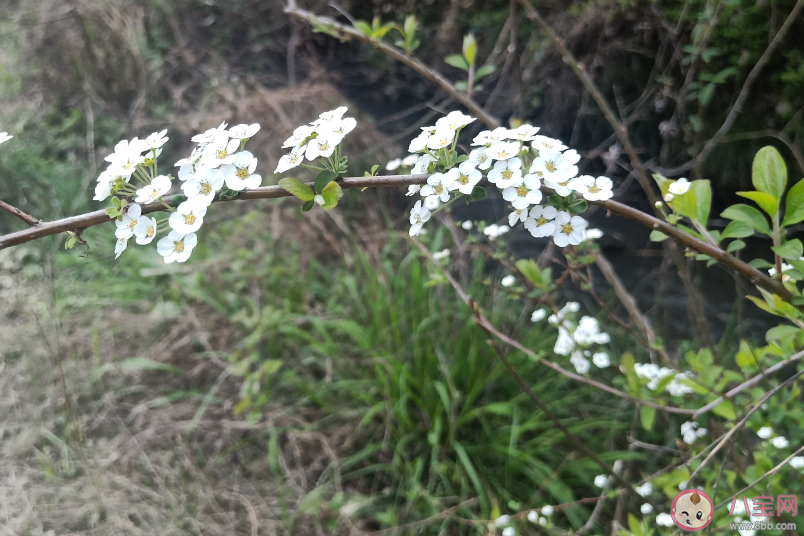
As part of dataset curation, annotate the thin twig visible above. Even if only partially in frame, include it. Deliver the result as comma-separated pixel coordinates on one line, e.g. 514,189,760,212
0,199,40,226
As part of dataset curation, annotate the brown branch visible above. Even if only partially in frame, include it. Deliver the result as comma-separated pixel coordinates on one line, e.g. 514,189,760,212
0,199,40,227
283,1,501,130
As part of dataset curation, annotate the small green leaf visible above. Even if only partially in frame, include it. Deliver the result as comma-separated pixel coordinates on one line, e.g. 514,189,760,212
721,221,754,239
445,54,469,71
404,15,416,38
475,64,495,79
320,181,343,209
721,204,771,235
698,82,716,105
302,199,314,212
171,194,188,207
465,186,486,203
640,406,656,431
353,20,372,37
649,230,669,242
771,239,803,260
735,341,754,368
765,325,799,341
65,235,77,249
737,191,778,218
515,259,542,286
782,178,804,226
727,240,746,253
711,399,736,420
462,33,477,66
752,146,787,200
315,169,338,194
748,258,774,269
279,178,315,201
628,513,643,536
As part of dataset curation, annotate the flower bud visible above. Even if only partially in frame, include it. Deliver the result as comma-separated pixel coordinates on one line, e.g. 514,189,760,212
654,201,663,208
663,193,674,202
314,194,325,206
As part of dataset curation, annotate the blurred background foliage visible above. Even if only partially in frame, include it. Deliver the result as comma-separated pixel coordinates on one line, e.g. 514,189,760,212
1,0,803,534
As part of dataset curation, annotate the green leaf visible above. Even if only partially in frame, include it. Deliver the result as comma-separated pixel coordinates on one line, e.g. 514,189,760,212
278,177,314,201
765,325,799,341
217,187,238,200
462,34,477,66
748,258,774,269
320,181,344,209
727,240,746,253
445,54,469,71
262,359,283,375
515,259,542,286
711,399,736,421
649,230,669,242
353,20,372,37
698,82,716,105
475,64,495,79
771,239,803,260
782,177,804,226
171,194,188,207
302,199,314,212
752,146,787,200
721,221,754,239
119,357,182,375
315,170,338,194
465,186,486,203
737,191,778,218
721,204,771,235
735,341,754,368
404,15,416,37
628,513,643,536
640,406,656,431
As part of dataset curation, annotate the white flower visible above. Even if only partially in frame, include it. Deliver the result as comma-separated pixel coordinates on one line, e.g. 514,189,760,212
321,117,357,141
134,175,172,203
507,124,540,141
768,263,794,281
115,204,142,239
532,151,574,184
305,133,339,160
594,475,608,488
157,230,198,263
412,154,436,174
592,352,610,368
432,249,450,261
494,515,510,527
191,121,228,145
790,456,804,468
275,147,305,173
406,185,421,196
221,151,261,191
0,132,13,145
571,175,614,201
501,275,516,287
486,140,520,160
472,128,510,146
570,353,590,374
408,130,431,152
114,236,129,259
584,228,604,240
527,511,539,523
467,147,493,170
681,421,704,444
668,178,691,195
446,162,482,195
488,157,523,187
386,158,402,171
202,135,240,168
313,106,348,126
664,193,675,202
574,316,610,345
105,138,146,176
771,436,789,448
426,129,455,150
524,205,558,238
94,177,113,201
402,154,419,166
531,309,547,322
424,196,440,210
757,426,773,439
420,172,454,204
227,123,260,140
553,212,587,247
501,528,515,536
509,207,528,226
635,482,653,497
283,125,315,148
540,505,554,516
554,327,575,355
640,503,653,515
502,173,542,209
143,129,169,150
133,215,158,245
532,135,567,153
656,513,674,527
461,220,473,230
435,111,475,132
483,223,510,239
409,200,431,236
169,199,207,234
182,168,225,205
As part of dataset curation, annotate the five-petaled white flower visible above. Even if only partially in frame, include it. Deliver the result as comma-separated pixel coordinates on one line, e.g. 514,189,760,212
524,205,558,237
434,111,475,133
202,135,240,168
669,177,691,195
472,127,510,146
409,200,431,236
502,173,543,209
507,124,540,141
592,352,611,368
228,123,261,140
283,125,315,148
221,151,261,191
305,133,339,160
134,215,158,245
532,135,568,153
169,199,207,234
570,352,590,374
467,147,493,170
144,129,169,150
275,147,304,173
321,117,357,141
115,204,143,239
771,436,789,448
182,168,224,205
553,212,587,247
571,175,614,201
420,172,454,204
313,106,348,126
106,138,146,176
486,140,520,160
408,130,430,153
134,175,172,203
412,154,436,175
157,230,198,263
426,129,455,150
509,207,528,226
488,157,522,187
0,132,13,145
531,150,573,183
446,162,482,195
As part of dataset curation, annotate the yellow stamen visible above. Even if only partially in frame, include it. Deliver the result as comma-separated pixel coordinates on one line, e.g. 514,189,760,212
236,167,250,179
502,169,513,179
517,185,528,197
459,174,469,185
546,162,557,172
561,223,573,234
146,227,155,237
201,182,212,194
184,214,196,225
174,239,185,253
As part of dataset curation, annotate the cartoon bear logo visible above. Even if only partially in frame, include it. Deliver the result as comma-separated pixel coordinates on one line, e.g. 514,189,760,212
671,489,714,531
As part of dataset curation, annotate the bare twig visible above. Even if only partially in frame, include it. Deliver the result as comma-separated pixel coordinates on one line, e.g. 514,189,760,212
0,199,40,227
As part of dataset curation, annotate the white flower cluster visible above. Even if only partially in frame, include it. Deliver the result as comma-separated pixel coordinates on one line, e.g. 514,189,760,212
96,131,169,202
532,302,612,373
633,363,694,397
405,113,613,250
680,421,708,444
755,426,789,448
274,106,356,173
